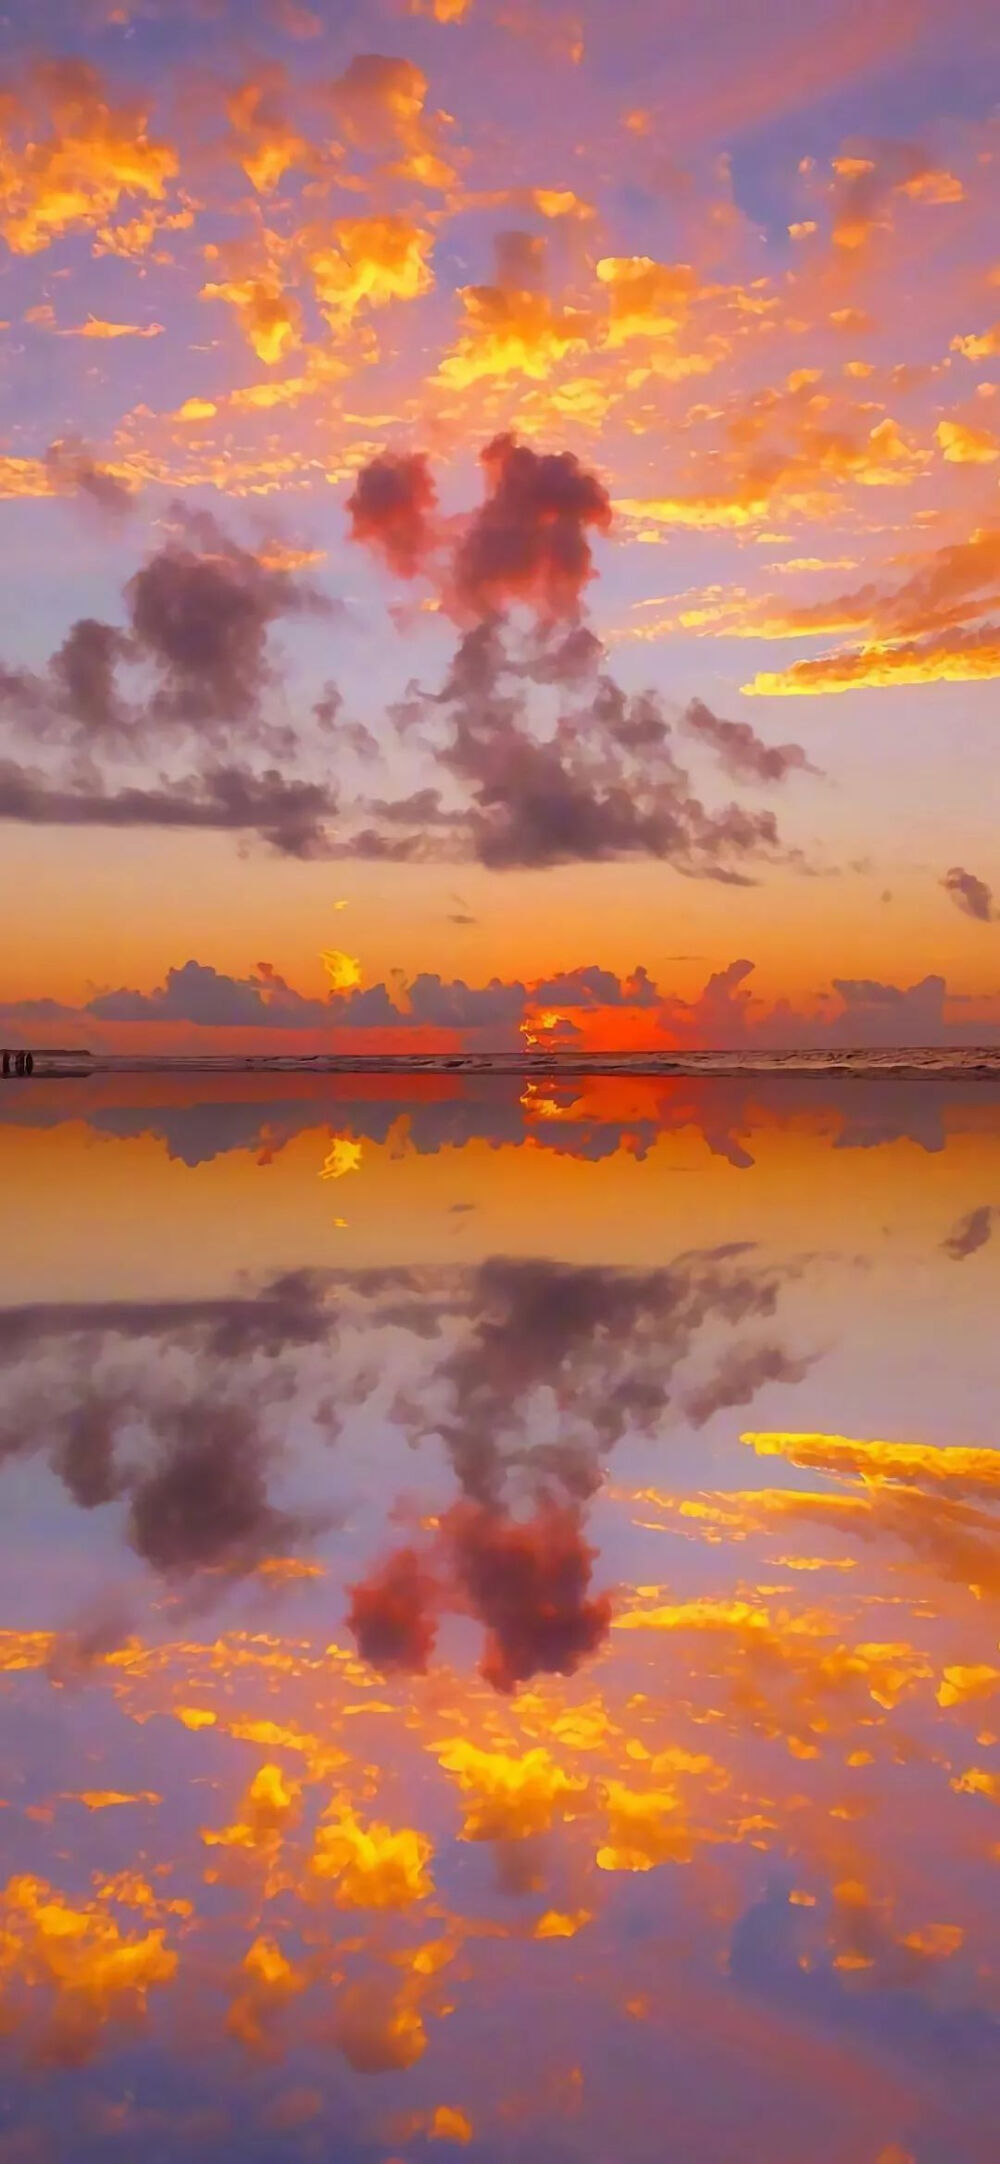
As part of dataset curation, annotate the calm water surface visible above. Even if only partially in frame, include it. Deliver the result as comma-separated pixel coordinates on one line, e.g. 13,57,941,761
1,1073,998,2163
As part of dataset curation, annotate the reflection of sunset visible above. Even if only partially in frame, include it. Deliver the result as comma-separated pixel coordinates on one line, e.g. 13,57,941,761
0,1073,997,2159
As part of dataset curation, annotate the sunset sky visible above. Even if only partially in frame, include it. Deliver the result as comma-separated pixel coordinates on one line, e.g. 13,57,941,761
1,0,999,1052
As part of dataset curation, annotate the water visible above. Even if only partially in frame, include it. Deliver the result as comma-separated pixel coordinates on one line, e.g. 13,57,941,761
1,1072,998,2163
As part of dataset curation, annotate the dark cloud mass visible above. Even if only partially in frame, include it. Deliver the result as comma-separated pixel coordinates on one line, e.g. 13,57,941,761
682,697,816,785
0,1270,337,1581
339,435,807,875
942,866,996,923
346,451,438,579
345,1243,810,1689
0,435,808,876
0,1247,810,1672
126,509,329,739
0,761,339,857
49,618,133,737
447,1500,612,1692
941,1204,997,1261
453,432,612,621
347,1547,439,1672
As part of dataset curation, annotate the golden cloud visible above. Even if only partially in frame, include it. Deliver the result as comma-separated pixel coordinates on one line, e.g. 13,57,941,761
743,626,1000,695
202,1762,302,1851
307,214,434,322
740,1432,1000,1498
0,1872,177,2062
438,283,592,386
436,1739,586,1840
596,256,697,344
200,266,302,364
952,323,1000,360
226,73,309,195
0,57,177,254
62,316,164,340
936,418,999,464
596,1781,694,1871
309,1802,434,1907
226,1935,306,2054
327,52,456,192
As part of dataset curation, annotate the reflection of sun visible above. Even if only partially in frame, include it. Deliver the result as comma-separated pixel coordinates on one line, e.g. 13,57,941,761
320,1137,363,1180
520,1009,565,1049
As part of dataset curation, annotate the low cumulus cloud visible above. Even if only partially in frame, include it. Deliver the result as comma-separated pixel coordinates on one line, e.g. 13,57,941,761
3,952,999,1051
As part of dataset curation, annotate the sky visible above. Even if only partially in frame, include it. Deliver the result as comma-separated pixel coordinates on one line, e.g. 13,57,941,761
0,0,999,1053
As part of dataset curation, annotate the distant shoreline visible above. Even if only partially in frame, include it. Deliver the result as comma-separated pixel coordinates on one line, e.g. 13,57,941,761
5,1048,1000,1081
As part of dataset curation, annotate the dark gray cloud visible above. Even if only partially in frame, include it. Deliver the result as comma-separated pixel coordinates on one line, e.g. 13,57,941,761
0,1268,343,1580
684,1342,814,1428
0,760,339,857
942,866,996,924
341,625,794,875
1,509,331,755
49,618,134,737
126,507,330,741
682,697,816,786
941,1204,997,1261
340,433,808,875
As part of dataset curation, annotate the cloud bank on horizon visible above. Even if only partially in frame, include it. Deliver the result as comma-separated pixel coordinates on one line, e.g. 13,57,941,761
0,0,997,1047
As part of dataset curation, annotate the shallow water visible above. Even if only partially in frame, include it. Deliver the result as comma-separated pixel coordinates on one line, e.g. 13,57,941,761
1,1074,998,2164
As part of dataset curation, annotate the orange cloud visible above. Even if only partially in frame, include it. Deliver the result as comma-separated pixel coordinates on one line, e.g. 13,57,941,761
202,1762,302,1851
937,1665,1000,1709
226,71,309,194
436,1739,586,1840
307,214,434,323
744,626,1000,695
428,2105,474,2141
200,261,302,364
309,1802,434,1907
226,1935,306,2054
830,143,965,250
0,57,178,254
410,0,474,19
438,258,592,386
62,316,164,340
596,1781,694,1871
334,1978,427,2072
596,256,697,344
936,418,999,464
740,1431,1000,1498
63,1791,161,1810
952,323,1000,360
0,1873,177,2063
326,52,456,191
